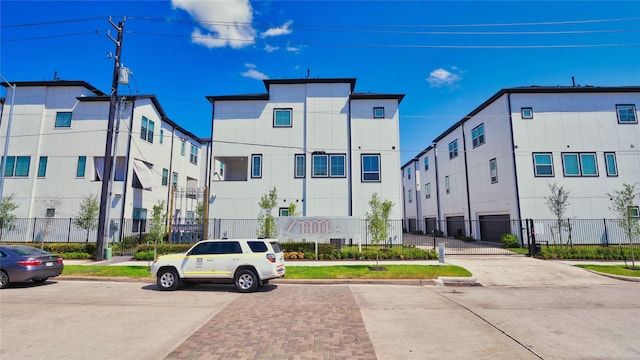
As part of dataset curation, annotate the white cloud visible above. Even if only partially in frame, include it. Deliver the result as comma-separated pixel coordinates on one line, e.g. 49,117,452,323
260,20,293,38
286,45,300,53
241,64,268,80
427,67,462,88
172,0,256,49
264,44,279,53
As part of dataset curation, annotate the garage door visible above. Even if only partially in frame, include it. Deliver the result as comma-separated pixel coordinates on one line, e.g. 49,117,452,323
446,216,465,237
479,215,511,243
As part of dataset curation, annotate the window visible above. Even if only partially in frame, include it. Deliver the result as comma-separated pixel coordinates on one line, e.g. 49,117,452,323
630,206,640,218
295,154,305,178
140,116,154,143
190,144,198,165
180,141,185,156
132,207,148,233
373,107,385,118
408,190,413,203
251,154,262,178
37,156,48,177
521,107,533,119
361,154,381,182
55,112,72,128
562,153,598,177
312,154,328,177
490,158,498,183
159,130,164,144
76,156,86,177
274,108,292,127
616,104,637,124
279,208,290,216
445,176,450,194
46,208,55,218
4,156,31,177
472,124,485,148
425,183,431,199
533,153,554,177
329,154,346,177
172,172,178,188
605,152,618,177
448,140,458,159
424,157,429,171
248,241,269,252
407,168,411,180
162,168,169,186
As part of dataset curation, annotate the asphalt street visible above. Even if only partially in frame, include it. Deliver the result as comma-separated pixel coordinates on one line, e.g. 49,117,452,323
0,256,638,359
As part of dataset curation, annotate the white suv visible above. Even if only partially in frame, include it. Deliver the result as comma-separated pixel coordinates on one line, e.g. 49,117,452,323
151,239,285,292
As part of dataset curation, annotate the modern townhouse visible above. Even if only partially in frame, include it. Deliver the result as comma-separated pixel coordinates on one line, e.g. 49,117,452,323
403,86,640,242
206,78,405,226
0,80,205,241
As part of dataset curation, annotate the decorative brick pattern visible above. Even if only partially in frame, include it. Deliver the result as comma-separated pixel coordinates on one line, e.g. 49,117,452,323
165,285,377,359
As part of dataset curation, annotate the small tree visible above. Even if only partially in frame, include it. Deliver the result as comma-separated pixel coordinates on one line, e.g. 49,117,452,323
148,200,168,245
544,182,570,246
608,183,639,269
287,202,300,217
365,193,394,270
0,195,19,238
73,194,99,242
257,187,277,238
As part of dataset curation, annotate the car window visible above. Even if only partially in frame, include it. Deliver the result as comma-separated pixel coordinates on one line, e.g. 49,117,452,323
189,242,219,256
0,249,7,257
220,241,242,254
270,242,282,253
9,246,50,256
247,241,268,253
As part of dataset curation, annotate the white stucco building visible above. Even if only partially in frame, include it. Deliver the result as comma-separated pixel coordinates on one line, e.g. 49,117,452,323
403,86,640,241
0,81,205,239
206,78,405,221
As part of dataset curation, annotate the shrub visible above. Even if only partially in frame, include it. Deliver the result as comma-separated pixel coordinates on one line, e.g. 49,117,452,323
501,233,519,248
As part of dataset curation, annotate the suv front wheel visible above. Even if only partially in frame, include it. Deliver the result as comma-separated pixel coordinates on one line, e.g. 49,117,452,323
234,269,258,293
157,268,180,291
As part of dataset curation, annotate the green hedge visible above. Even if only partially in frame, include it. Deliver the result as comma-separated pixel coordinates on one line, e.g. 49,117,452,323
540,245,638,260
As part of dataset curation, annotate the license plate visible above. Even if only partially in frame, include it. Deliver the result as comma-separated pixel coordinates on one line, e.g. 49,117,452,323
46,262,53,267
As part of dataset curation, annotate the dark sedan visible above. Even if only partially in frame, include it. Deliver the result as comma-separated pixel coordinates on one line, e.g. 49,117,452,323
0,245,64,288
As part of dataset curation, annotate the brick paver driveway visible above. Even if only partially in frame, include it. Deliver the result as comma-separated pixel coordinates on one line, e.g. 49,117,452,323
165,285,376,360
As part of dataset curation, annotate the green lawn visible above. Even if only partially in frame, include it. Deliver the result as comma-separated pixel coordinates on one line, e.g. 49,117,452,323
576,264,640,278
62,264,471,280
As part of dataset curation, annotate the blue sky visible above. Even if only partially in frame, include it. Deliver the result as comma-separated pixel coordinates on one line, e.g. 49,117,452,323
2,1,640,164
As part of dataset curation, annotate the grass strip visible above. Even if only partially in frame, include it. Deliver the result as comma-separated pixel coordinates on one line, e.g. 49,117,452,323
576,264,640,277
63,264,471,280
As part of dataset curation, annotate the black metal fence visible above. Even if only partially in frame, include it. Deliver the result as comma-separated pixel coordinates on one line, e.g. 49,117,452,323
0,217,637,256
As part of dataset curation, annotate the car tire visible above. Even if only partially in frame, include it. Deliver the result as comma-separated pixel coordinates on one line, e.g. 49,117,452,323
0,270,9,289
235,269,258,293
157,268,180,291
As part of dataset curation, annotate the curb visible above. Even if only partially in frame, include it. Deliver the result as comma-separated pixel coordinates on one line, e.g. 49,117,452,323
582,269,640,282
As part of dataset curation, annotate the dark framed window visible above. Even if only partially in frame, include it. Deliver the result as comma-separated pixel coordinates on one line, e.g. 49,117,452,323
472,123,485,148
373,107,385,118
361,154,381,182
448,140,458,159
616,104,637,124
180,141,185,156
159,130,164,144
190,144,198,165
251,154,262,178
274,108,292,127
295,154,305,178
3,156,30,177
132,207,147,233
408,189,413,203
162,168,169,186
605,152,618,177
76,156,86,177
141,116,154,143
329,154,346,177
425,182,431,199
46,208,55,218
490,158,498,183
533,153,554,177
445,176,450,194
521,107,533,119
562,153,598,177
37,156,48,177
172,172,178,188
312,154,328,177
424,157,429,171
407,167,411,180
55,112,72,128
630,206,640,218
279,208,290,216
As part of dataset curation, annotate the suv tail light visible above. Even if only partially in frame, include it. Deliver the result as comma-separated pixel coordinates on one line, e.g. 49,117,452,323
266,254,276,263
17,260,42,266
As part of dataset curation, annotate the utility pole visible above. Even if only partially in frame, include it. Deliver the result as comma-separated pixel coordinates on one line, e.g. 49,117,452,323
96,17,124,260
